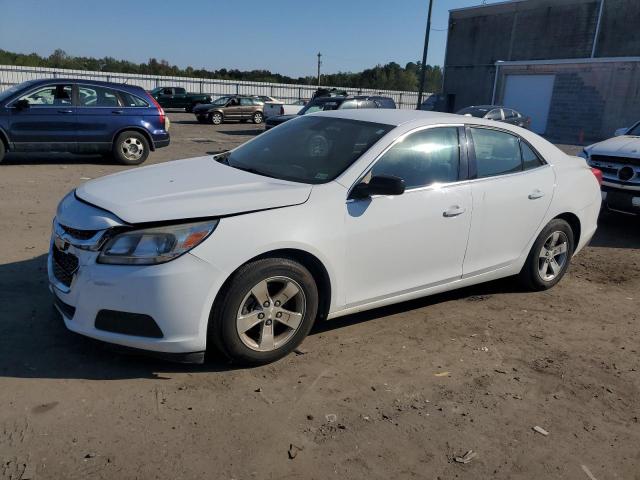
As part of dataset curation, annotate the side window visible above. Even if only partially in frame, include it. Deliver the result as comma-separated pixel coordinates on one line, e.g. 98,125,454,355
18,84,72,106
227,98,240,106
521,141,544,170
119,91,149,107
359,100,377,109
78,86,121,107
470,128,522,178
503,109,514,119
162,88,173,95
239,98,253,106
174,87,186,94
370,127,460,189
339,100,358,110
486,109,502,120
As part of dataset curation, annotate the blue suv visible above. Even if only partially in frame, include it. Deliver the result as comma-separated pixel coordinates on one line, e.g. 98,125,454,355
0,79,170,165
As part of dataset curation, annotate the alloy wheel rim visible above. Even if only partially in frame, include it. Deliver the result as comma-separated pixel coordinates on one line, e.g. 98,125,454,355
212,114,222,124
236,276,306,352
121,137,143,161
254,113,262,123
538,231,569,281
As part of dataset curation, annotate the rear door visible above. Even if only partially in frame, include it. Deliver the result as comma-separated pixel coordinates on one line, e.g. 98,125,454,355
76,84,126,153
8,83,77,152
239,97,254,120
462,126,554,276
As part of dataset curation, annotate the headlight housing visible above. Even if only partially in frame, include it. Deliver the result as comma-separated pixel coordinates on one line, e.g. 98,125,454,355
97,220,218,265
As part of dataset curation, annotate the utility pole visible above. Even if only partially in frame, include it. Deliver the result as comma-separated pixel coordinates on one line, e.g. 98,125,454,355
317,52,322,87
416,0,434,109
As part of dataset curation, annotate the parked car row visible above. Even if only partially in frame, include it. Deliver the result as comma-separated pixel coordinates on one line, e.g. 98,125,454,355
0,79,170,165
457,105,531,129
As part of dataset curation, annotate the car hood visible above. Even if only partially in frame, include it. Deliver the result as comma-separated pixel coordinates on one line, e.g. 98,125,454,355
75,156,312,224
193,104,216,113
589,136,640,158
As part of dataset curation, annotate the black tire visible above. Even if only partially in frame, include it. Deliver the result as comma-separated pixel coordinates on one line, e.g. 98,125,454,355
209,257,319,365
211,112,223,125
0,140,5,163
112,131,150,165
196,115,208,124
252,111,264,124
519,219,575,291
186,102,200,113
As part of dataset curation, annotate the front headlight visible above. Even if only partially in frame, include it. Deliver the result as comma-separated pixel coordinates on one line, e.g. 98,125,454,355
97,220,218,265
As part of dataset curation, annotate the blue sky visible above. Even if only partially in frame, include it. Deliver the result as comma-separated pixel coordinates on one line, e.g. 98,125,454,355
0,0,502,77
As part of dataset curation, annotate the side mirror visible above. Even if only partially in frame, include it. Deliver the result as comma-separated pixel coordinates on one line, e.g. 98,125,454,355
14,99,30,110
614,127,628,137
350,175,405,199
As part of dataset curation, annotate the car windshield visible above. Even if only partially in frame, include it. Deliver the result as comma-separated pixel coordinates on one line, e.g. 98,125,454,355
212,96,231,105
457,107,489,118
0,80,38,103
627,123,640,136
299,99,344,115
219,116,393,184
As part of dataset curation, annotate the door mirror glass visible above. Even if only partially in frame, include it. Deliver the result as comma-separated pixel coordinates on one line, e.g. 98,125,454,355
14,99,30,110
351,175,405,199
614,127,628,137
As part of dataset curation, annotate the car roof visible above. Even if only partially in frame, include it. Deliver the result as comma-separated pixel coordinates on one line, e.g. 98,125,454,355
314,108,472,127
24,78,145,92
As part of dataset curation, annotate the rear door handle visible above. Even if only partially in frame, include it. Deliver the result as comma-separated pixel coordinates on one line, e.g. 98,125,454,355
112,110,124,114
443,206,466,217
57,109,74,114
528,189,545,200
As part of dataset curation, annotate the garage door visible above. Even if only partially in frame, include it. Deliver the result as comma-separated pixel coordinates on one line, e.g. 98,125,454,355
503,75,555,134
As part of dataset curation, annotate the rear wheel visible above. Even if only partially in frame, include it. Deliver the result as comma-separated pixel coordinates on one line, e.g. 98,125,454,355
519,219,574,290
211,112,223,125
113,131,150,165
252,112,264,124
209,258,318,365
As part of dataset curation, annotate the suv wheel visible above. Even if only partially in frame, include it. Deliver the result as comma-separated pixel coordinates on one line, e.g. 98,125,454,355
211,112,223,125
0,140,5,163
113,131,150,165
209,257,318,365
519,219,574,291
253,112,264,124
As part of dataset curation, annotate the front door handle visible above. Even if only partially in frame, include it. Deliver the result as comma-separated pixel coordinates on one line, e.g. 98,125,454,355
443,206,466,217
528,190,545,200
57,109,74,114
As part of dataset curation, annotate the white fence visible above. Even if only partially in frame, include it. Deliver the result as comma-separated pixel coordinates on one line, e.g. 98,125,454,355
0,65,425,109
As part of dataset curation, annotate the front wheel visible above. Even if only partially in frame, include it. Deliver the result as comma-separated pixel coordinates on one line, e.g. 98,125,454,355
0,140,5,163
252,112,264,124
113,131,150,165
519,219,574,291
209,258,318,365
211,112,223,125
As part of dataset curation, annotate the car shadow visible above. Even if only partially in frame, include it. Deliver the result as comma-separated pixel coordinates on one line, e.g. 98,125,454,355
0,216,635,380
217,129,262,136
589,210,640,249
1,152,112,166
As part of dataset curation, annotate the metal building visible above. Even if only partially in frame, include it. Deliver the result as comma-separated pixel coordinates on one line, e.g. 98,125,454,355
442,0,640,143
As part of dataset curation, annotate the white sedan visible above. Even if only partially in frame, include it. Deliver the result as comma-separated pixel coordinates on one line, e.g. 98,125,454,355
49,110,602,365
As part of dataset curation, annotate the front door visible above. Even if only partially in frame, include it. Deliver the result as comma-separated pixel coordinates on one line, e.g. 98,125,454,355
344,126,472,305
463,126,555,276
9,83,77,152
224,98,243,121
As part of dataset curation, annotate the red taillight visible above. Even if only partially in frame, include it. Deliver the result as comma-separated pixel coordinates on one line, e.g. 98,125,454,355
147,94,166,127
280,105,284,115
591,167,603,186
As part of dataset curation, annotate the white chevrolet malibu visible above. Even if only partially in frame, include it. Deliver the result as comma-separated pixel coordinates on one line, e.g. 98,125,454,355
49,110,602,365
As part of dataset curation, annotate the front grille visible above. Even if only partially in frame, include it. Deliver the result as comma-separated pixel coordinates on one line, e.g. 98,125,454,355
52,247,79,288
591,155,640,167
60,224,99,240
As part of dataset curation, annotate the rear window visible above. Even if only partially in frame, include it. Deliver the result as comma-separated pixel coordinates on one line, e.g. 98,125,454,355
120,91,149,107
457,107,489,118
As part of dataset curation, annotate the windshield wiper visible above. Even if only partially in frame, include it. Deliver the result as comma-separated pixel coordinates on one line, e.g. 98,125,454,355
213,150,230,164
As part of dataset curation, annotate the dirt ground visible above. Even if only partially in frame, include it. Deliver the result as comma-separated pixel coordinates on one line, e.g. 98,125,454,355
1,112,639,480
